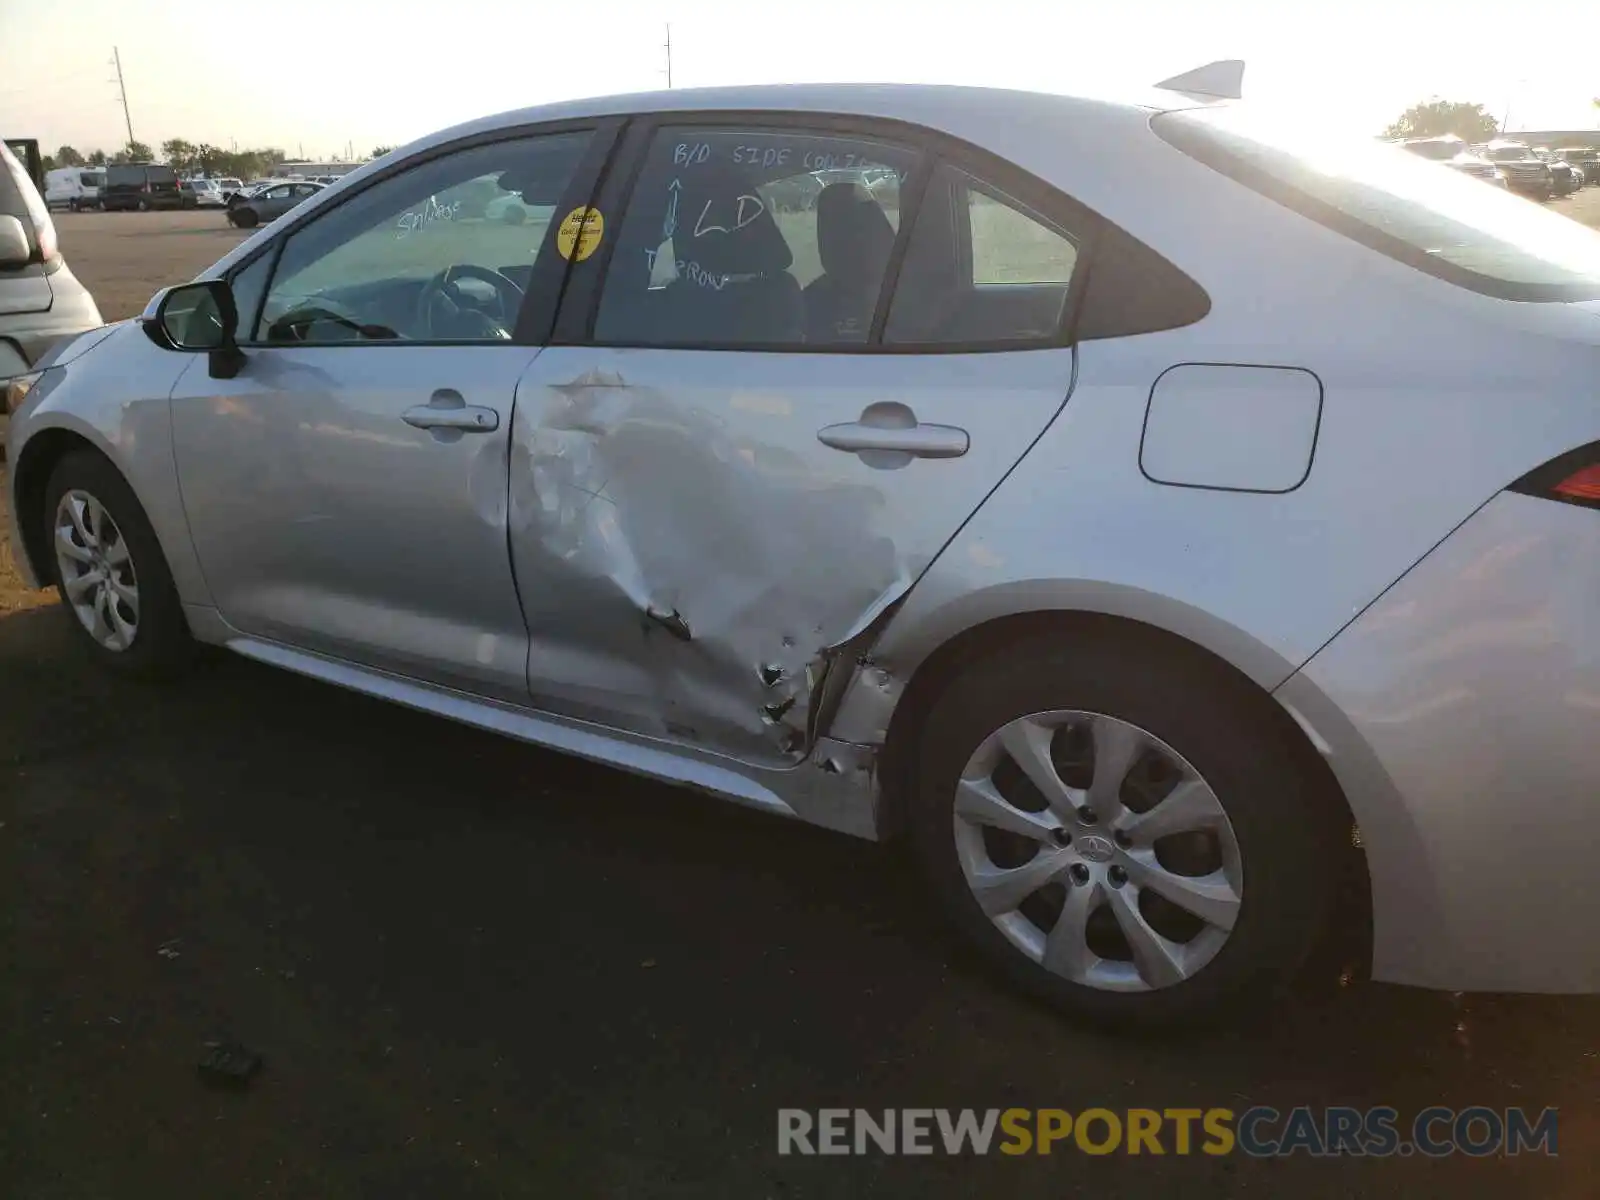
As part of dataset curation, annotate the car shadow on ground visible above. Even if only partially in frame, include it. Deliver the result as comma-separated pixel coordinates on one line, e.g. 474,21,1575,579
2,601,1594,1198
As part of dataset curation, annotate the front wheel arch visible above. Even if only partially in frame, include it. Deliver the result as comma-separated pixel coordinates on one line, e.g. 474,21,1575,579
14,428,102,584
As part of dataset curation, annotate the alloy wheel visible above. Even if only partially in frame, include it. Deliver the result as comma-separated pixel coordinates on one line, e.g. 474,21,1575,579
952,709,1243,993
53,489,140,652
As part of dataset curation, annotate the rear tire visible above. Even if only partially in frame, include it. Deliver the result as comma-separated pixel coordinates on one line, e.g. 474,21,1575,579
908,630,1344,1031
43,451,195,680
234,208,259,228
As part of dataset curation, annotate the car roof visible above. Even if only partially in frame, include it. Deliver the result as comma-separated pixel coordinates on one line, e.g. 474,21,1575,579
399,81,1202,162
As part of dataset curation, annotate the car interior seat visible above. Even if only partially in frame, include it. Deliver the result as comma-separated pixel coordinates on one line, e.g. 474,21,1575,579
803,182,896,343
657,163,802,345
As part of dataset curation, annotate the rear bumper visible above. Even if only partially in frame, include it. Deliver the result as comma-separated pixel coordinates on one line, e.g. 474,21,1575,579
1282,491,1600,994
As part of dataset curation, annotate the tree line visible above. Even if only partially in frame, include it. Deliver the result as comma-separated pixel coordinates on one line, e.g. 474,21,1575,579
42,140,395,180
1386,98,1600,143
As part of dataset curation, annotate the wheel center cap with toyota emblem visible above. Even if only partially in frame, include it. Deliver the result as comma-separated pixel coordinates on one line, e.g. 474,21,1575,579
1076,834,1115,864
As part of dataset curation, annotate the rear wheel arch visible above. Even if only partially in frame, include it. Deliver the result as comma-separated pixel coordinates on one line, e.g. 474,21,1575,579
873,609,1370,964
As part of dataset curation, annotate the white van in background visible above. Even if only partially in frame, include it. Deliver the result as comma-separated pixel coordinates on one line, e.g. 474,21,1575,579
43,167,106,211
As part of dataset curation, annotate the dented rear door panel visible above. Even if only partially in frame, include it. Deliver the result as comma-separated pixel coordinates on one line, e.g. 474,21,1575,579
508,343,1076,767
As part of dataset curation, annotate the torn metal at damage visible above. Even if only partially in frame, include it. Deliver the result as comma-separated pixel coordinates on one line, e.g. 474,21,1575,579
824,657,906,746
508,362,925,766
791,736,882,837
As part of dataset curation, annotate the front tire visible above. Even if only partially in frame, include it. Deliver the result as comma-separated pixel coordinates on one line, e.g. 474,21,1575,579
43,451,194,679
908,630,1343,1030
233,207,259,228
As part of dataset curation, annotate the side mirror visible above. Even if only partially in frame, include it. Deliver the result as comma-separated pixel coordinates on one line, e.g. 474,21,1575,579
143,279,247,379
0,214,31,269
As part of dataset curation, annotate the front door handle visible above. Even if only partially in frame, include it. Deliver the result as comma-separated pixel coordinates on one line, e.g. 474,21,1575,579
817,401,969,463
403,389,499,433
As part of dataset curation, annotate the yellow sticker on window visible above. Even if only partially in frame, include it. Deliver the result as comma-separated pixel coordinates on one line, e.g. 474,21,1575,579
556,206,604,261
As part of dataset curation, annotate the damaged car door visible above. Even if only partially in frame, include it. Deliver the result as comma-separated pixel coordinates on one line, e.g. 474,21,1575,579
510,121,1087,766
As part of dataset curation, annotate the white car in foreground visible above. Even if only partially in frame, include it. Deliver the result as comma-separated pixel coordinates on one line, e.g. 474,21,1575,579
8,63,1600,1028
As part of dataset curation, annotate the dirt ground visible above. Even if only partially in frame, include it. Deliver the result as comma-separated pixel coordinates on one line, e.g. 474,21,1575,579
53,209,252,321
3,201,1600,1198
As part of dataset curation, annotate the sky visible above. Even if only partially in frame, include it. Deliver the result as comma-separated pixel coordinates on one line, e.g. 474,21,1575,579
2,0,1597,160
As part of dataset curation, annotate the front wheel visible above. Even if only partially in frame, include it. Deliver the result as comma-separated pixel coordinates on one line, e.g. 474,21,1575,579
909,631,1344,1030
233,207,259,228
44,451,195,679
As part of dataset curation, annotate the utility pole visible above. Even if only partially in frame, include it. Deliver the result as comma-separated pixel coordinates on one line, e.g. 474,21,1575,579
110,47,134,148
664,23,673,89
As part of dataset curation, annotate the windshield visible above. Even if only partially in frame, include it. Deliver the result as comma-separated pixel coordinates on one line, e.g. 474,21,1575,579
1488,146,1529,161
1153,106,1600,301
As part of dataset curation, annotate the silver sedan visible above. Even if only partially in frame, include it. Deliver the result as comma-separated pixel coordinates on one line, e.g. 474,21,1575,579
9,62,1600,1028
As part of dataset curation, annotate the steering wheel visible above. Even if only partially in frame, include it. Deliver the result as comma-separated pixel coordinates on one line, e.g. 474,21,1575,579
415,264,524,339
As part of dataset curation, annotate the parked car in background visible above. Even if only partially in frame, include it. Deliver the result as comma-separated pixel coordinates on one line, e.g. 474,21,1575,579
44,167,106,211
102,161,182,211
1534,148,1583,195
1554,146,1600,185
0,140,102,449
185,179,227,208
230,179,286,206
11,71,1600,1028
1398,135,1506,187
225,179,324,227
175,181,202,210
1479,140,1554,199
216,177,245,202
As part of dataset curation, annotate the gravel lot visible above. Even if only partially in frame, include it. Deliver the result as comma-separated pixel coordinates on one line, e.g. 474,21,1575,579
3,198,1599,1197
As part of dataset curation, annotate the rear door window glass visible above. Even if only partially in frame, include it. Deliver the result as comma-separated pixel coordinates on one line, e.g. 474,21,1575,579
593,125,918,347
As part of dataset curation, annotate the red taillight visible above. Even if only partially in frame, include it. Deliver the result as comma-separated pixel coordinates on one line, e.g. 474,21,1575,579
1511,444,1600,510
1553,464,1600,502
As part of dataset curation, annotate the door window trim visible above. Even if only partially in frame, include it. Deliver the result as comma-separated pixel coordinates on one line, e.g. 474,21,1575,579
554,108,1108,355
222,116,626,349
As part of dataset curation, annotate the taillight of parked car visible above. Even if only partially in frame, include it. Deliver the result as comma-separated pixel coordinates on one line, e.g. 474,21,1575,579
1510,445,1600,510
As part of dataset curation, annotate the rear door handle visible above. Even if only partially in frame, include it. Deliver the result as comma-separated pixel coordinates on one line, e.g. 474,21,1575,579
817,402,968,461
403,389,499,433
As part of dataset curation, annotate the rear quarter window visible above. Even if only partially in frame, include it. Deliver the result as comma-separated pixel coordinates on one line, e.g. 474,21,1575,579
1154,107,1600,302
